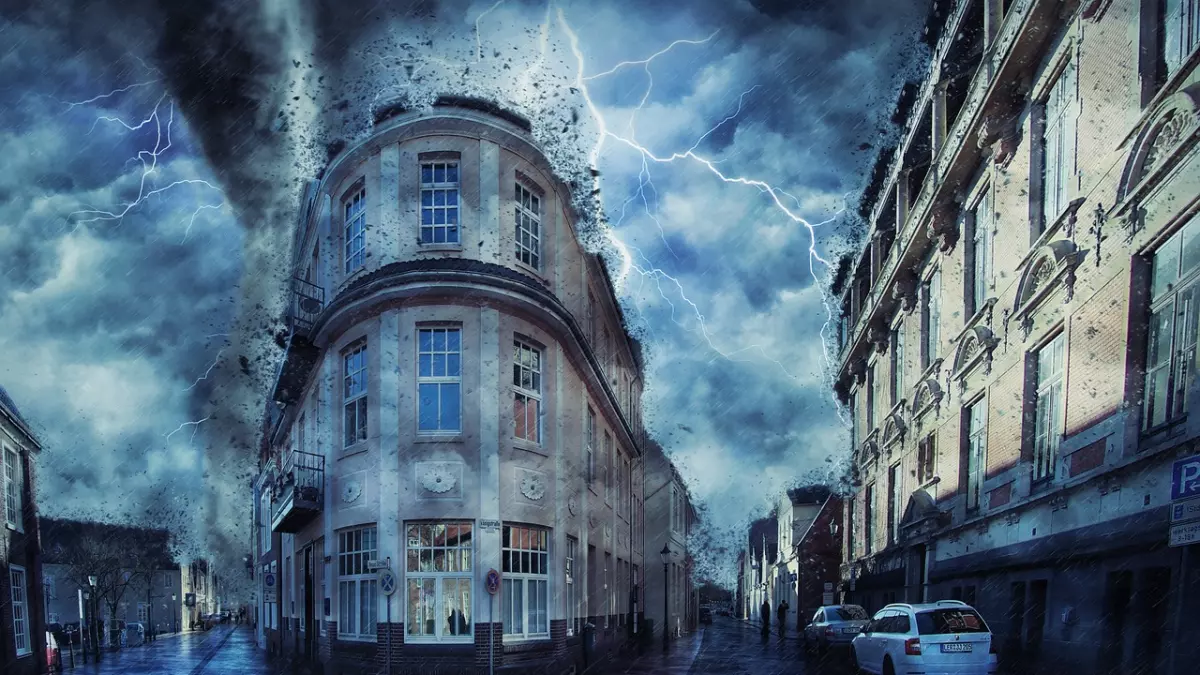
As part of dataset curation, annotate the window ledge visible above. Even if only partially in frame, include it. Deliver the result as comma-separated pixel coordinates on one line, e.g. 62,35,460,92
414,434,464,444
514,261,547,282
513,439,548,456
418,243,464,253
339,444,369,460
336,635,376,643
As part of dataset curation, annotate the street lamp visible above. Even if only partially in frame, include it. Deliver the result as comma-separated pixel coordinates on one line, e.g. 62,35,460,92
172,595,177,634
660,544,671,653
87,576,100,661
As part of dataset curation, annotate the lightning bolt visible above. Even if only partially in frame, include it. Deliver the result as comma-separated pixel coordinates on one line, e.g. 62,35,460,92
183,348,225,393
556,9,847,414
164,417,211,443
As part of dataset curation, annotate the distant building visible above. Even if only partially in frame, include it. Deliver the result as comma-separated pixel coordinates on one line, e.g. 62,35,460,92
833,1,1200,673
253,99,647,674
0,385,47,675
40,519,186,636
769,486,836,628
738,516,777,622
643,439,699,640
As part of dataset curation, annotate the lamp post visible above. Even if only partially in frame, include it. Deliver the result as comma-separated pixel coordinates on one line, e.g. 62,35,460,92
88,576,100,662
172,594,177,634
660,544,671,653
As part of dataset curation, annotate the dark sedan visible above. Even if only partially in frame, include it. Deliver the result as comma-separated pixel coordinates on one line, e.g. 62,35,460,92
803,604,869,656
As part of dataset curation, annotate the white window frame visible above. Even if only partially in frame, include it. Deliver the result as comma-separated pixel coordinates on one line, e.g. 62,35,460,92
418,327,463,434
965,398,987,511
969,184,993,315
259,490,271,554
420,161,461,245
337,526,378,641
921,268,941,368
586,407,596,487
603,431,613,505
343,187,366,274
405,521,474,643
1032,334,1065,483
1040,58,1077,228
566,536,579,637
1144,214,1200,430
917,432,937,485
515,183,542,270
513,340,543,444
4,445,22,531
501,524,550,641
10,563,30,656
1164,0,1200,79
343,342,368,448
890,321,905,407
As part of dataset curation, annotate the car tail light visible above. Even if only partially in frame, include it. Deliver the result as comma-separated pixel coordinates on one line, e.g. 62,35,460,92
905,637,922,655
825,627,835,637
989,640,997,654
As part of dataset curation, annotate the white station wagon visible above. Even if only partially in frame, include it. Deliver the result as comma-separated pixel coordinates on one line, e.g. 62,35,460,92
852,601,994,675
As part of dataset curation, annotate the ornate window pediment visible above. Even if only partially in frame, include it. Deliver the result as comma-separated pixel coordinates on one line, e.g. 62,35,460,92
881,407,907,449
926,200,961,253
1117,84,1200,209
856,433,880,468
891,270,919,312
911,378,944,421
952,325,1000,384
1011,239,1082,341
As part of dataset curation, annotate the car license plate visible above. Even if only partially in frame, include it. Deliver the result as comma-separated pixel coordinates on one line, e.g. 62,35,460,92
941,642,973,653
842,628,859,633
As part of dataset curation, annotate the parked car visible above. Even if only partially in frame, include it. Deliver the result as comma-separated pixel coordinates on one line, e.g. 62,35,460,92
803,604,869,656
46,630,62,673
699,607,713,625
124,622,145,647
852,601,994,675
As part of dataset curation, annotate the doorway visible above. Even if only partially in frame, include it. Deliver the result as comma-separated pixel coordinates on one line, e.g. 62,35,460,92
303,545,315,660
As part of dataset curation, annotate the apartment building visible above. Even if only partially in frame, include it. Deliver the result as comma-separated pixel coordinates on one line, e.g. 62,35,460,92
253,98,647,674
833,1,1200,673
1,385,46,675
643,439,699,642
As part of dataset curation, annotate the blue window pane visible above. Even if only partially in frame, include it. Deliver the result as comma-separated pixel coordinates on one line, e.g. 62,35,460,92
418,384,438,431
434,165,445,183
447,208,458,224
419,330,432,352
434,209,446,225
434,191,445,207
432,354,446,377
447,226,459,243
441,384,461,431
434,227,446,243
433,330,445,351
421,228,433,243
447,165,458,182
448,190,458,206
422,208,433,225
419,354,432,378
448,353,461,377
421,190,432,207
447,330,460,352
422,166,433,183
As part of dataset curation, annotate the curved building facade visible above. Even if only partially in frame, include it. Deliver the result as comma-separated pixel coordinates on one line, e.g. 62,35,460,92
252,102,647,673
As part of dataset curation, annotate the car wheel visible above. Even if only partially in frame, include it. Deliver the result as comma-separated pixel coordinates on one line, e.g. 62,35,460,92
882,656,896,675
850,646,864,675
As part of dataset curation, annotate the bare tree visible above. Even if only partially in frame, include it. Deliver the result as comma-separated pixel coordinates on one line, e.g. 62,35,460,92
60,532,138,646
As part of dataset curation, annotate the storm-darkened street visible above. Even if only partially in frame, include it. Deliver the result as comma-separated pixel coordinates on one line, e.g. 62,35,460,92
55,626,282,675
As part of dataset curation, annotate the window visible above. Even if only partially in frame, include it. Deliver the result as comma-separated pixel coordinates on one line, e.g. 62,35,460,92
600,328,611,375
297,413,306,454
849,392,858,450
965,399,987,511
513,340,543,443
614,450,623,514
343,342,368,448
605,553,613,628
344,187,366,273
917,433,936,485
418,328,462,433
1144,215,1200,429
864,483,875,555
515,183,542,269
603,431,613,503
337,526,378,640
4,445,22,530
890,324,905,406
1163,0,1200,80
621,455,631,517
501,525,549,639
921,269,941,368
670,485,679,533
1032,334,1065,482
969,186,993,315
586,407,596,485
420,161,460,244
138,603,148,623
259,490,271,554
586,291,597,345
866,363,876,429
887,463,901,546
10,564,29,656
566,536,579,636
1040,59,1077,229
406,522,473,641
847,496,857,559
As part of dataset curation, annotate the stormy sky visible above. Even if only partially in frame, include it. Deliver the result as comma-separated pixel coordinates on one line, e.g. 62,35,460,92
0,0,927,585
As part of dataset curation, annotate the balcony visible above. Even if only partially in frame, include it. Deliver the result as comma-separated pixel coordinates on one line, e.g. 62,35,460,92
271,449,324,533
272,277,324,404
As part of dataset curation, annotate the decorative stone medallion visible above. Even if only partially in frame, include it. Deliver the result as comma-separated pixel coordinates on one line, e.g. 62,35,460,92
420,464,456,494
520,474,546,501
341,480,362,504
568,497,578,516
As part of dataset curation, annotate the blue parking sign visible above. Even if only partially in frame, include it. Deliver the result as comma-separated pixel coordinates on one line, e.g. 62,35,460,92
1172,455,1200,501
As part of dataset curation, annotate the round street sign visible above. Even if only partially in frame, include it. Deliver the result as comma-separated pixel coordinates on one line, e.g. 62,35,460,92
378,568,398,596
264,573,276,588
486,568,501,595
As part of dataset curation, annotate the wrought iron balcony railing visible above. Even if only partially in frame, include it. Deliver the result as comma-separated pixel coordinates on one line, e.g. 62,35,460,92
271,449,324,533
290,276,324,334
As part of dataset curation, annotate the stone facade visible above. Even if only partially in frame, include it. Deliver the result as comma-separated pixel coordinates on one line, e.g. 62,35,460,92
834,1,1200,674
253,101,647,673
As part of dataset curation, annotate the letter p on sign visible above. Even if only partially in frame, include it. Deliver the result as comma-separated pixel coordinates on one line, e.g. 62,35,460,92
1172,455,1200,501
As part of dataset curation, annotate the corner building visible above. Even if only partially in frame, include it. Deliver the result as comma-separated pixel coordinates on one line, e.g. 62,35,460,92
833,1,1200,674
253,100,646,674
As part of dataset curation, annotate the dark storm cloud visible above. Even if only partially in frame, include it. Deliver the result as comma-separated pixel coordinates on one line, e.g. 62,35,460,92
1,0,927,587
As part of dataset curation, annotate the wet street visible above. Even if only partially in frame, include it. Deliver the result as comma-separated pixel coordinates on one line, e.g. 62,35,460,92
58,624,282,675
616,615,856,675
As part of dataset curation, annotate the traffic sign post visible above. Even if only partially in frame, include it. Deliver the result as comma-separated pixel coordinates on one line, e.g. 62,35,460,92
376,559,394,675
1170,454,1200,548
486,569,500,675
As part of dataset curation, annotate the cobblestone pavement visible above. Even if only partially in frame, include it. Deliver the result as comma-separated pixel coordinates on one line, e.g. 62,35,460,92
58,624,281,675
614,616,857,675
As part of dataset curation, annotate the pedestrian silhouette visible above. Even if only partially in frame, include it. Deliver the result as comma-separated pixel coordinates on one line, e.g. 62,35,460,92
760,600,771,640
